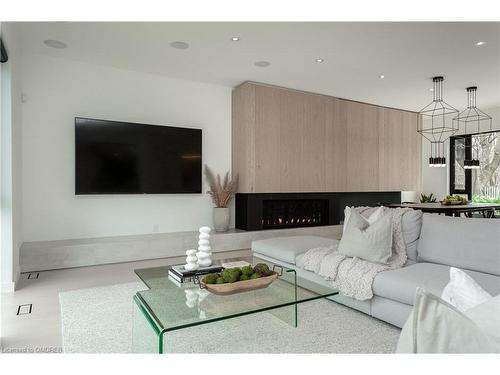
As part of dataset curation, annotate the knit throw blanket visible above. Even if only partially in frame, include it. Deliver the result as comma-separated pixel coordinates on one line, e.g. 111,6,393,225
302,207,411,300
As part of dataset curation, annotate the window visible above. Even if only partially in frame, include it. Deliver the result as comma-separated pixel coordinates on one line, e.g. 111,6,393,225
450,131,500,202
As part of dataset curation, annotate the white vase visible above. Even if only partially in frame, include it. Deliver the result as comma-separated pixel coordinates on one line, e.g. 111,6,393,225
213,207,230,232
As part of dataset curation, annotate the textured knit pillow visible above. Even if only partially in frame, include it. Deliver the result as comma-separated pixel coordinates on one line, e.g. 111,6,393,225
338,208,393,264
441,267,492,312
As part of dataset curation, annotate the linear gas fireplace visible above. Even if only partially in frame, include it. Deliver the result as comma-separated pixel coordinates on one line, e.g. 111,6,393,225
235,192,401,231
262,199,329,229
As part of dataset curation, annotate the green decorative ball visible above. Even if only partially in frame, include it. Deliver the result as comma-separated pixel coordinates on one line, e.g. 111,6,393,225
222,268,242,283
241,265,254,277
253,263,273,276
204,273,219,284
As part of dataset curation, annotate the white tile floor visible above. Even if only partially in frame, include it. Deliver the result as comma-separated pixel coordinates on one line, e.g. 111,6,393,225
0,249,250,353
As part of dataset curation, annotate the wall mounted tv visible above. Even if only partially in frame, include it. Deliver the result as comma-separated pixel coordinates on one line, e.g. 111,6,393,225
75,117,202,194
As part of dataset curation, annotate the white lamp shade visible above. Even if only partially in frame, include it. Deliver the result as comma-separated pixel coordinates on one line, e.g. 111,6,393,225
401,191,418,204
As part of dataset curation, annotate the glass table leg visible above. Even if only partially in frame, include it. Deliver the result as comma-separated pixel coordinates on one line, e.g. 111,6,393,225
132,295,162,353
268,302,298,328
268,268,298,328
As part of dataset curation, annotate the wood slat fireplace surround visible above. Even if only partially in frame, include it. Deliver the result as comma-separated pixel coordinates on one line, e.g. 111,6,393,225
232,82,422,194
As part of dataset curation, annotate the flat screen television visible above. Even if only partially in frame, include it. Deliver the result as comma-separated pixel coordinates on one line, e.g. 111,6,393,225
75,117,202,194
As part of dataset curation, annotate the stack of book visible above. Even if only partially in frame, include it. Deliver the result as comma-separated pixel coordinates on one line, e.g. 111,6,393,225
168,264,224,283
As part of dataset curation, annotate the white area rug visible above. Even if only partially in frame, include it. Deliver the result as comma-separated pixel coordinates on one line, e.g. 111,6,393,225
59,282,401,353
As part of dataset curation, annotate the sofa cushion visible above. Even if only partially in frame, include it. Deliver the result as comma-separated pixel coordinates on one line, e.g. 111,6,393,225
251,235,336,265
417,213,500,276
406,242,418,263
401,210,423,261
373,263,500,306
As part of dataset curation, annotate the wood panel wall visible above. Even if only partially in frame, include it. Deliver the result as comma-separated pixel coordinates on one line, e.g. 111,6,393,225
232,82,422,193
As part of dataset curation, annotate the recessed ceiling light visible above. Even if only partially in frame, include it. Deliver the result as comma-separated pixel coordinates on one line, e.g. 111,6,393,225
231,37,240,41
170,41,189,50
43,39,67,49
379,75,385,79
315,58,324,63
475,41,486,46
254,61,271,68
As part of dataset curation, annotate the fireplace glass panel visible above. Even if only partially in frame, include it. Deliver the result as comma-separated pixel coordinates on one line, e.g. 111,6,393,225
262,199,329,229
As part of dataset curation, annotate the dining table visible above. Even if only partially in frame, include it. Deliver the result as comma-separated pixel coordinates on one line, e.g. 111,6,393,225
382,202,500,218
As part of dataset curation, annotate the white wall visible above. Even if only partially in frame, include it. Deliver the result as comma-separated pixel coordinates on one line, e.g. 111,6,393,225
1,22,23,291
21,53,232,242
421,105,500,199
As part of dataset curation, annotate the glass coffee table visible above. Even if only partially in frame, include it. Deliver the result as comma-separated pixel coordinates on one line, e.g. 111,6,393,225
132,256,338,353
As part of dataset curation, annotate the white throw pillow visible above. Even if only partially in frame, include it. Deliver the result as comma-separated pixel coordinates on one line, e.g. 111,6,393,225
465,295,500,349
342,206,386,236
396,288,498,353
338,208,393,264
441,267,492,312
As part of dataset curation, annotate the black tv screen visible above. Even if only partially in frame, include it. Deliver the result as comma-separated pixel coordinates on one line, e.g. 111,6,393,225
75,117,202,194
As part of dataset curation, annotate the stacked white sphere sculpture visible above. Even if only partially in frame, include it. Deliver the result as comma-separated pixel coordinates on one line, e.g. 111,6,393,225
184,249,199,271
196,226,212,267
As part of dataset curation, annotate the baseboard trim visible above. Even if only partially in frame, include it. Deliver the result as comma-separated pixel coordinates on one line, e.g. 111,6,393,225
1,281,15,293
20,225,343,272
1,269,20,293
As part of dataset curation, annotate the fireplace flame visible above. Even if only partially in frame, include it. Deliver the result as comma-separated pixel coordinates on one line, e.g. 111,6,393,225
261,199,327,229
266,216,323,226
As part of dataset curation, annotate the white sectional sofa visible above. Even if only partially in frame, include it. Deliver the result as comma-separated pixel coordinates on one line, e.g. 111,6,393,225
252,211,500,328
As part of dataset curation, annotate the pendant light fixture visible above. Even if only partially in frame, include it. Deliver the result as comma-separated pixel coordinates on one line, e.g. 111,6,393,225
417,76,459,168
453,86,494,169
429,141,447,167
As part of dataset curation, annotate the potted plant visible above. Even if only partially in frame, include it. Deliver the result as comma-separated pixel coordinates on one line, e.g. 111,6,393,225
420,193,437,203
204,165,239,232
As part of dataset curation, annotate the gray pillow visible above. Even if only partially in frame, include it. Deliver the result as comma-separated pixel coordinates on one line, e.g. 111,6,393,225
338,209,393,264
401,210,423,262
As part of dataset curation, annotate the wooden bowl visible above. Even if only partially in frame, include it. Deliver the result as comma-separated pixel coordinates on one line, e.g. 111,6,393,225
201,272,278,295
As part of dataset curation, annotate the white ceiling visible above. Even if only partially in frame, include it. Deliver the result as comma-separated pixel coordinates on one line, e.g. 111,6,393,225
16,22,500,111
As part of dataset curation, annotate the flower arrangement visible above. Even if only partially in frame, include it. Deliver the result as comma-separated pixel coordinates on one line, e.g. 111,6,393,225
204,165,239,208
